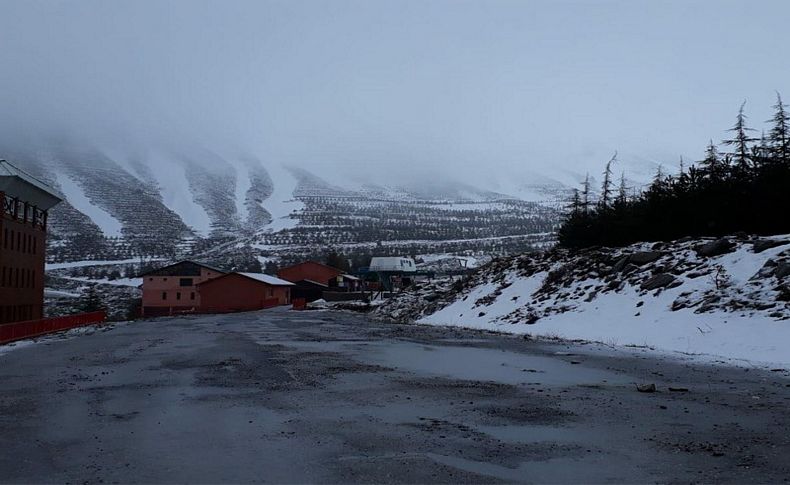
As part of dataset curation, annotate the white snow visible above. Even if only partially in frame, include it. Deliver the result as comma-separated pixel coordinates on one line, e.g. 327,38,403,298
61,276,142,287
420,241,790,368
56,172,124,237
232,161,251,224
46,258,165,270
237,272,295,286
44,289,81,298
259,164,303,232
147,153,212,236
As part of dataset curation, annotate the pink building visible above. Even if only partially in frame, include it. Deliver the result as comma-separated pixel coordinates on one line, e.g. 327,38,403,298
140,260,225,317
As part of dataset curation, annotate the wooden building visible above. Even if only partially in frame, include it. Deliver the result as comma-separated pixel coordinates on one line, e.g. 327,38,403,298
197,272,293,313
140,260,225,317
277,261,344,286
0,160,61,324
277,261,361,301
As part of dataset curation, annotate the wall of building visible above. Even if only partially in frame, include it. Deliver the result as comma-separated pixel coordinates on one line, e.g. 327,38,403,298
0,215,46,324
141,266,223,316
199,274,291,313
277,262,341,286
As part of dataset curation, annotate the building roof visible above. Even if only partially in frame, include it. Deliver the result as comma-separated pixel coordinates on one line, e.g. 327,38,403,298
237,272,295,286
295,279,329,288
198,272,296,287
278,260,344,274
140,260,227,277
0,160,62,210
369,257,417,272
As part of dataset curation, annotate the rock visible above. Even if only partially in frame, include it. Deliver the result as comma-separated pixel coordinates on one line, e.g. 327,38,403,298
695,238,735,257
641,273,676,291
612,256,629,272
636,383,656,393
775,263,790,280
628,251,664,265
752,239,790,253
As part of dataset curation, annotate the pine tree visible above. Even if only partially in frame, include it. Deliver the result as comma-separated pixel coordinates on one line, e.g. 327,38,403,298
768,92,790,165
723,101,758,171
569,189,582,216
599,152,616,210
700,140,724,180
80,287,103,313
616,171,628,206
580,174,591,214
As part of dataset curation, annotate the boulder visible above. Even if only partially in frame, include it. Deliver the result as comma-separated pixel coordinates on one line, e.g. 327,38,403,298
776,263,790,280
612,256,630,272
641,273,677,291
628,251,664,265
752,239,790,254
695,238,735,257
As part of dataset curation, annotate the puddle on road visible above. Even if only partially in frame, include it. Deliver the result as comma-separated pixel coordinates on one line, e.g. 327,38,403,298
357,342,629,387
475,424,598,444
425,452,622,483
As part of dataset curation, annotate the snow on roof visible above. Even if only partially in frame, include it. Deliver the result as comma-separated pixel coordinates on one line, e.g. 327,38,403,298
237,272,295,286
140,260,226,277
369,257,417,272
0,160,62,210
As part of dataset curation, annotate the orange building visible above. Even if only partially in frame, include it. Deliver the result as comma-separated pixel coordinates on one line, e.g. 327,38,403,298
277,261,361,301
0,161,61,323
197,272,293,313
277,261,344,285
140,260,225,316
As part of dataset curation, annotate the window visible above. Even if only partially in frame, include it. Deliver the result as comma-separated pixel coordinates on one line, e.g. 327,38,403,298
179,278,193,287
161,292,167,300
190,292,195,300
176,292,181,300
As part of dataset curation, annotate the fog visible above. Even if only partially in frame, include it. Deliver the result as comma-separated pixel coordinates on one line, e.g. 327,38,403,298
1,0,789,186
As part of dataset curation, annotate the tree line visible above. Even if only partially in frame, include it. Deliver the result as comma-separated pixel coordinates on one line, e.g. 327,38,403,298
558,94,790,248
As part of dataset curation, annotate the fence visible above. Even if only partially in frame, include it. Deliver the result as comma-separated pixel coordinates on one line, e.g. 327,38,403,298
0,311,107,345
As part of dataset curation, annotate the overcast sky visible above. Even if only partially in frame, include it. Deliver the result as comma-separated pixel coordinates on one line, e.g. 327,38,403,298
1,0,789,185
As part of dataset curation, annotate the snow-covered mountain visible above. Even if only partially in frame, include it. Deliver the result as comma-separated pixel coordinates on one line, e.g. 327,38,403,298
3,143,565,264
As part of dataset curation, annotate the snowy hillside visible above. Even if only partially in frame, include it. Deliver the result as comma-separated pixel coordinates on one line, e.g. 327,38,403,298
2,143,564,263
374,235,790,366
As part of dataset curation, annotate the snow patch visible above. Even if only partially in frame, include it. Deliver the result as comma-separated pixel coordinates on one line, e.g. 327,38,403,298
56,172,124,237
147,153,212,236
260,164,303,232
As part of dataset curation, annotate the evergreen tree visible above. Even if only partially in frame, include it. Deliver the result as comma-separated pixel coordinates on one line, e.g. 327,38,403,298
700,140,724,180
768,92,790,165
723,101,758,171
569,189,582,216
599,152,616,210
580,174,591,214
80,286,103,313
616,172,628,207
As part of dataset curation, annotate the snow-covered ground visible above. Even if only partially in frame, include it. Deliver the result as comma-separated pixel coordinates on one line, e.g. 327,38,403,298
381,235,790,368
46,258,165,270
55,171,124,237
259,164,303,232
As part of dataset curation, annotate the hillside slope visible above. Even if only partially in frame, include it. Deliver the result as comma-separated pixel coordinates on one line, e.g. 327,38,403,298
375,234,790,366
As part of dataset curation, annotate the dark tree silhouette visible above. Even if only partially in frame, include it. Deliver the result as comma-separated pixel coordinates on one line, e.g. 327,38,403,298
558,98,790,248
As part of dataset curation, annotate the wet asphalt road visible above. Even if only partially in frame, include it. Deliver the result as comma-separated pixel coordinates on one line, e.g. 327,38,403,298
1,308,790,484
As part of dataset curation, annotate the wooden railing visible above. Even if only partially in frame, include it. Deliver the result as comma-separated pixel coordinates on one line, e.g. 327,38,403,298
0,311,106,345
